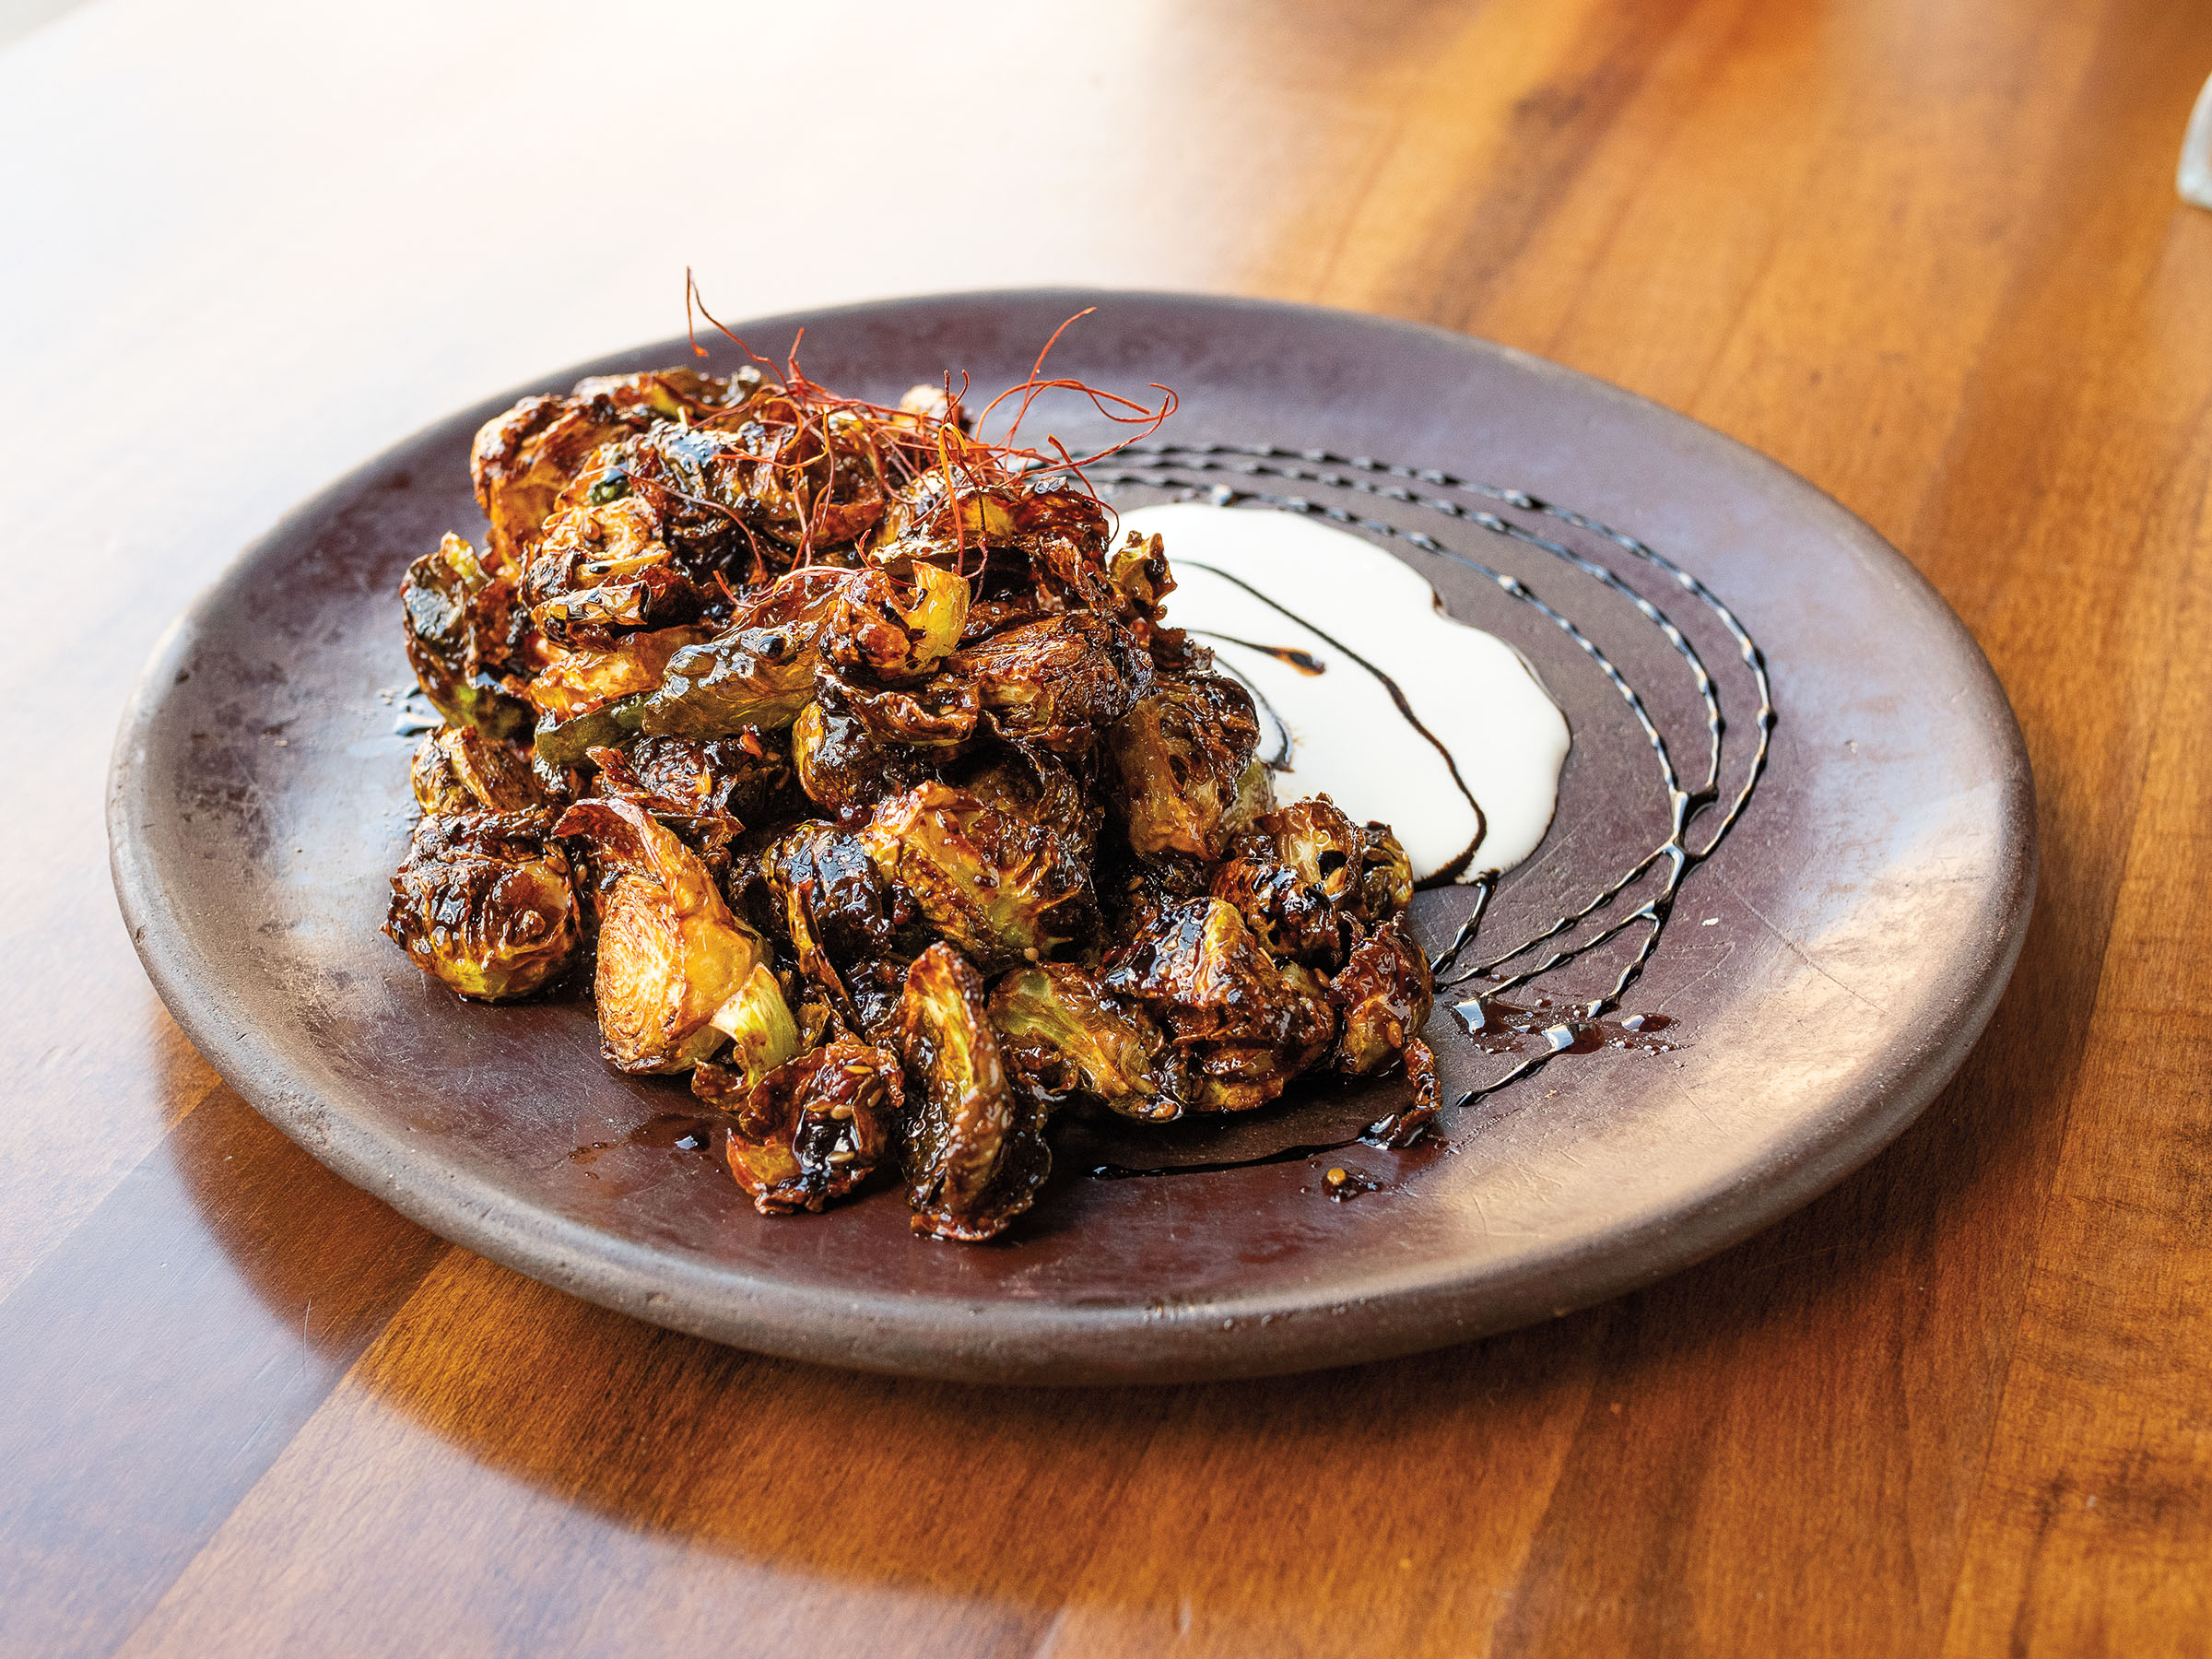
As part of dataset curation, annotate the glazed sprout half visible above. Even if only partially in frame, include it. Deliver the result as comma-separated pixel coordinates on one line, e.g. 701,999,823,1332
696,1041,904,1215
861,782,1094,969
554,796,797,1077
399,534,535,742
898,944,1049,1241
384,809,580,1001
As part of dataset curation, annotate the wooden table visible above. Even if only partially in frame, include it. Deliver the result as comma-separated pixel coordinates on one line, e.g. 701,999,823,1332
6,0,2208,1652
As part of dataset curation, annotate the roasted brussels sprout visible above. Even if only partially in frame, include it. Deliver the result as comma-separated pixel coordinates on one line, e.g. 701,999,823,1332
1210,795,1414,970
1108,669,1269,862
523,494,703,646
640,567,852,737
862,782,1093,968
589,734,789,825
384,810,579,1001
947,613,1143,751
1104,898,1335,1111
959,747,1102,868
872,445,1019,555
898,944,1049,1241
470,395,638,570
990,963,1185,1121
468,369,760,567
570,365,760,422
694,1041,903,1214
761,821,921,1033
818,561,971,682
1007,477,1118,612
527,623,712,767
554,797,797,1077
401,533,535,742
789,698,927,818
1104,529,1174,624
410,725,547,815
535,695,648,771
1326,918,1434,1077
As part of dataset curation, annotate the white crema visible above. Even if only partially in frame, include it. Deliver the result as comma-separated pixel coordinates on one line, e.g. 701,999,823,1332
1120,502,1571,881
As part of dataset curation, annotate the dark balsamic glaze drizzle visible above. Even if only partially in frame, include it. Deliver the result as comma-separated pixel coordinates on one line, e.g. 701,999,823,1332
1095,441,1774,1124
1180,558,1487,888
1194,633,1326,676
1088,1138,1381,1182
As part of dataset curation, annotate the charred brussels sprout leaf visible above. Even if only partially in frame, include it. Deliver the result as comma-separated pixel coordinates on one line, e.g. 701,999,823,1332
1107,670,1267,862
640,567,853,737
819,562,971,682
1368,1037,1441,1148
1104,898,1336,1111
590,734,790,825
1105,530,1174,622
814,668,980,753
989,963,1184,1121
861,782,1093,968
1326,919,1434,1077
959,747,1102,868
410,726,547,816
469,396,636,570
1209,795,1412,970
946,613,1144,752
400,534,535,742
694,1041,903,1214
528,625,705,724
528,624,714,767
523,494,704,645
897,944,1048,1241
383,810,579,1001
762,821,919,1033
554,797,797,1077
1356,821,1416,918
790,698,926,818
535,694,646,770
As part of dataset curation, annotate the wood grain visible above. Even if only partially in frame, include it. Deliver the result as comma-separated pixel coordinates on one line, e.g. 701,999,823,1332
3,0,2208,1653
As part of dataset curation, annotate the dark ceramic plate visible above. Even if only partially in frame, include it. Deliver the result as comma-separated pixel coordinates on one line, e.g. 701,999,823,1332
108,291,2033,1384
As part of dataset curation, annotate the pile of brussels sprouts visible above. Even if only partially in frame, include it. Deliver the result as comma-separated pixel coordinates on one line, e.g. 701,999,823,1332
386,366,1435,1241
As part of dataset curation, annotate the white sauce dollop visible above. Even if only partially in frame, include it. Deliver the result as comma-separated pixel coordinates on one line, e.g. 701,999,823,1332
1120,502,1570,880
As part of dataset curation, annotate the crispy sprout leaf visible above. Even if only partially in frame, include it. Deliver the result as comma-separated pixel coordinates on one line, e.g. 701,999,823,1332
819,562,971,683
897,944,1048,1241
989,963,1184,1121
695,1041,904,1215
861,782,1093,969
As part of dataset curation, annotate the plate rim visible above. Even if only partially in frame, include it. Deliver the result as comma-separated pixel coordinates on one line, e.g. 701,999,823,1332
107,287,2037,1383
